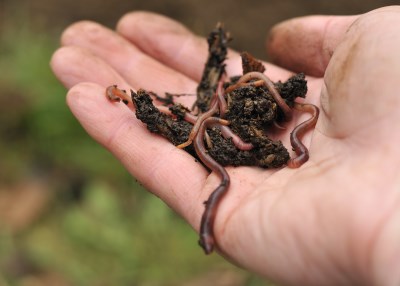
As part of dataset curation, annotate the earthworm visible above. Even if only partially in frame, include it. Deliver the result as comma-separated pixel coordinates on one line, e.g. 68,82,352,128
176,98,219,149
224,79,264,94
217,84,228,118
226,72,292,121
184,116,254,151
172,107,253,151
106,85,132,106
219,125,254,151
165,81,253,151
287,102,319,168
194,116,231,254
177,81,225,149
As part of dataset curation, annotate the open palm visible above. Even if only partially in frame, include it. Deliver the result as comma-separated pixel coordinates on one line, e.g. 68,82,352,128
51,7,400,286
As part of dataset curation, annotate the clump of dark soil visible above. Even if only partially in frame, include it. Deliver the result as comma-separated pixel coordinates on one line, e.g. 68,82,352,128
130,25,307,169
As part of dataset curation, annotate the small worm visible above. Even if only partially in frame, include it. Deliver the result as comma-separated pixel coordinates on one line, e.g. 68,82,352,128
287,102,319,168
182,111,197,124
177,81,224,149
106,85,131,106
219,125,254,151
184,116,254,151
194,116,231,254
224,79,264,94
217,85,228,118
172,109,253,151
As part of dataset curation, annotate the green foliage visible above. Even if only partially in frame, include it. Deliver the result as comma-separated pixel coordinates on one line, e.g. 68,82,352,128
0,17,126,184
22,183,231,285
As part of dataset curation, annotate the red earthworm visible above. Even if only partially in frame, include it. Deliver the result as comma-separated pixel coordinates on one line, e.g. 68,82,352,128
287,102,319,168
106,85,132,106
171,106,253,151
177,81,224,149
176,99,219,149
224,79,264,94
182,112,197,124
219,125,254,151
194,116,230,254
167,106,253,151
217,85,228,118
184,115,254,151
229,72,292,121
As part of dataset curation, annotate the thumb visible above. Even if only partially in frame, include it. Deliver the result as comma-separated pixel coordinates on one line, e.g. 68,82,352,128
266,15,358,77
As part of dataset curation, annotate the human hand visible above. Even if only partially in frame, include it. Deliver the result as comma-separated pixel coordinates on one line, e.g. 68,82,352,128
51,6,400,286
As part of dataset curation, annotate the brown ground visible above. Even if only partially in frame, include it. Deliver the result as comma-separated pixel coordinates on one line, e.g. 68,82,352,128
2,0,398,59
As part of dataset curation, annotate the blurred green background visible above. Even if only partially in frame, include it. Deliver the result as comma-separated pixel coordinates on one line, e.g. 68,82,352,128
0,1,397,285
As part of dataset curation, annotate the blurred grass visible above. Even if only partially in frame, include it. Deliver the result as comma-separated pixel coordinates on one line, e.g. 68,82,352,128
0,17,126,184
0,6,273,286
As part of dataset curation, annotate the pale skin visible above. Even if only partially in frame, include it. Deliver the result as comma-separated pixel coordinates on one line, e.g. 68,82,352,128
51,6,400,286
